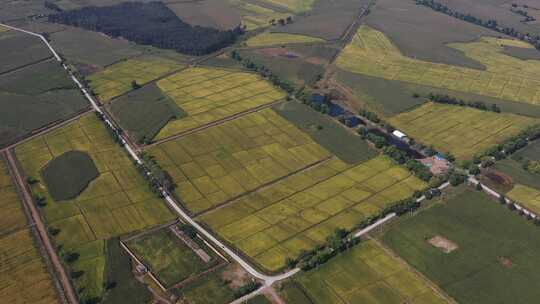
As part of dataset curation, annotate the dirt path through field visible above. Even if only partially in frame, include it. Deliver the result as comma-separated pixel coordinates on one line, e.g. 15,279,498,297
4,150,79,304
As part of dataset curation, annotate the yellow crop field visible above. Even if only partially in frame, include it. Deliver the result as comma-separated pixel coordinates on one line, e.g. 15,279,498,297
507,184,540,214
229,0,291,30
389,103,538,160
296,240,449,304
198,156,427,272
148,108,332,214
0,159,59,304
246,32,324,47
260,0,315,12
155,67,286,139
15,114,175,300
336,25,540,105
87,56,183,102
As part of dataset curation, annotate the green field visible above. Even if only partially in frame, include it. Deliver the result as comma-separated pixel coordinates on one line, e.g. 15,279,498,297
148,108,331,214
388,102,539,160
246,32,324,47
337,25,540,105
228,0,291,30
273,101,377,164
49,28,142,67
127,228,218,287
101,238,152,304
108,83,185,144
155,67,286,140
261,0,315,12
383,189,540,304
514,140,540,161
15,113,176,300
0,30,51,74
0,58,88,147
492,158,540,191
246,294,271,304
41,151,99,201
507,184,540,214
0,158,59,304
176,267,236,304
295,240,449,303
280,281,313,304
87,56,183,102
199,155,426,271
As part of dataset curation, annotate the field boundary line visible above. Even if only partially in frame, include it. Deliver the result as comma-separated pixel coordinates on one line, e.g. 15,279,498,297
119,240,168,292
144,99,285,148
4,150,78,304
370,238,459,304
0,56,54,76
194,155,334,217
0,108,93,152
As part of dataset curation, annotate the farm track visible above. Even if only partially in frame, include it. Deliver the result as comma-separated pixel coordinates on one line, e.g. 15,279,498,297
4,150,77,304
0,22,303,290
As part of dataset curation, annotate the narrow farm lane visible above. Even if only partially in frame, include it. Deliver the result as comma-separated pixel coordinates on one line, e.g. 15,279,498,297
4,150,78,304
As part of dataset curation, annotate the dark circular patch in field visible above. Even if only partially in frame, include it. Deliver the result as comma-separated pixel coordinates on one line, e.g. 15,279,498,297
485,170,513,186
41,151,99,201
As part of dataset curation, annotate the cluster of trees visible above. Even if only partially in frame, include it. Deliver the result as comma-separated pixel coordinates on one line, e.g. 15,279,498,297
48,2,242,56
44,1,63,12
510,4,536,23
358,109,381,123
269,16,294,26
231,50,295,93
482,125,540,160
416,0,540,50
428,93,501,113
357,128,433,181
138,152,176,196
287,229,359,271
233,281,261,298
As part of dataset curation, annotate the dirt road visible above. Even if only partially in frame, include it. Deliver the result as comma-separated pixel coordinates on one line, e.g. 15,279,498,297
4,150,78,304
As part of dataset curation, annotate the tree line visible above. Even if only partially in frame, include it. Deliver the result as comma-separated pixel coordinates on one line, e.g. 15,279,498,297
416,0,540,51
428,93,501,113
48,2,242,56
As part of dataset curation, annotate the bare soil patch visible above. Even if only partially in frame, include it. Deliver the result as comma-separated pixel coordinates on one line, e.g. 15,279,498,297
257,47,300,59
498,256,514,268
428,235,458,253
221,264,250,289
485,170,513,186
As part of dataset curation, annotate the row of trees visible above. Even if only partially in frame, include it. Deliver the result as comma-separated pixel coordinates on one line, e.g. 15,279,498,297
138,152,176,197
428,93,501,113
230,50,295,93
416,0,540,50
481,125,540,160
48,2,242,56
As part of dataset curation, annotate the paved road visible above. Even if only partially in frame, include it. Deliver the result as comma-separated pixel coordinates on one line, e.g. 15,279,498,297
0,22,301,286
4,151,78,304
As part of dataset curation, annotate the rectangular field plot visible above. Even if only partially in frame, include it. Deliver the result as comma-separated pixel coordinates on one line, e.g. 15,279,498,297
295,240,449,304
336,25,540,105
155,67,286,139
15,114,175,300
126,226,221,288
148,108,332,214
507,184,540,214
0,30,51,74
0,159,59,304
87,56,183,102
383,189,540,304
389,102,538,160
229,0,291,30
198,156,427,272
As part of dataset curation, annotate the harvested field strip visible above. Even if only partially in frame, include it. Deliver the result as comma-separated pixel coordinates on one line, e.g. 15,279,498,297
155,67,286,139
295,240,449,304
261,0,315,13
388,102,539,160
199,156,427,272
0,159,59,304
149,108,332,214
87,56,183,102
507,184,540,214
246,32,324,47
337,25,540,105
15,113,176,300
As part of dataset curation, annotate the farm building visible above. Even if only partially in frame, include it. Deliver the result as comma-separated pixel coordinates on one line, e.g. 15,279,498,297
392,130,409,142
